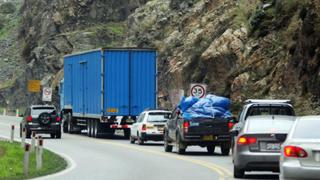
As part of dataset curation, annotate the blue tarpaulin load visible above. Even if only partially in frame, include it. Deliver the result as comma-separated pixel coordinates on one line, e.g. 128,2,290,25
178,94,232,120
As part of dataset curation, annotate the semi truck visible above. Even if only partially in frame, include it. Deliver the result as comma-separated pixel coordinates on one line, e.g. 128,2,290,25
59,48,157,138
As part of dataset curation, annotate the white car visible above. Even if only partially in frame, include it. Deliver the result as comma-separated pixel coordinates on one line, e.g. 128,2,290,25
130,110,171,145
280,116,320,180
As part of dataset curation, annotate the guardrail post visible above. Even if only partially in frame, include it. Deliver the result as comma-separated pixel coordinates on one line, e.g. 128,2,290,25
10,125,14,143
31,132,36,152
36,136,43,170
21,128,26,148
24,144,30,176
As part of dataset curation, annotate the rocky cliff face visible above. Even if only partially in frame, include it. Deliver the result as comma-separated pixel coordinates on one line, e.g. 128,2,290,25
1,0,320,115
126,0,320,114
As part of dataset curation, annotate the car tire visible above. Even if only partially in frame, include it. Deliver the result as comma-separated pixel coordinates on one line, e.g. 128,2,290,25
56,130,61,139
137,133,144,145
124,129,131,139
233,166,245,178
176,134,186,154
164,132,173,152
130,135,135,144
207,145,215,154
26,129,31,139
50,133,55,139
221,142,230,156
19,124,22,138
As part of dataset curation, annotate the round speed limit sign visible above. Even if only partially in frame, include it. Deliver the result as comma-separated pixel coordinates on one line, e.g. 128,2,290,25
190,84,207,98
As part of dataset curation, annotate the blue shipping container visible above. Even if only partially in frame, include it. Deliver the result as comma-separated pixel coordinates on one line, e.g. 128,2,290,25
63,48,157,118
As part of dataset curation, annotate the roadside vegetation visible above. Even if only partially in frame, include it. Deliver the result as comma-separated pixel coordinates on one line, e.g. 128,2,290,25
0,141,67,180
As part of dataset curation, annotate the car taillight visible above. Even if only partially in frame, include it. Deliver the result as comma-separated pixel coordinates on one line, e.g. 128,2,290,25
284,146,308,158
183,121,190,133
237,136,257,145
142,124,147,132
26,116,32,122
228,122,234,129
56,116,61,122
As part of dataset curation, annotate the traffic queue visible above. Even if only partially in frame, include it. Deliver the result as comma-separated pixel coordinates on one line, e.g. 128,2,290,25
129,98,320,179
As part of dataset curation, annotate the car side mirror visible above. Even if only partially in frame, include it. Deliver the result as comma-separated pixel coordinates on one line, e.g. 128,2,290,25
230,129,239,137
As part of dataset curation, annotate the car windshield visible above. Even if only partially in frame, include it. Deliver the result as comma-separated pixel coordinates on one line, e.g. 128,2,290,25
292,119,320,139
247,119,294,134
147,112,170,122
32,107,56,116
247,106,294,117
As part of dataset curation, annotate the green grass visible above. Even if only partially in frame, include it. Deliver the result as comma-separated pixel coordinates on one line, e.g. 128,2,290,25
0,141,67,180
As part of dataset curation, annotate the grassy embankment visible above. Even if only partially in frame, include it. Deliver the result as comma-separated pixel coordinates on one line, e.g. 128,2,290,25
0,141,67,180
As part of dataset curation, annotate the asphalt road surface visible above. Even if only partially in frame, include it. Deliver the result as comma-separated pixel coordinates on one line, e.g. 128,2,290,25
0,116,279,180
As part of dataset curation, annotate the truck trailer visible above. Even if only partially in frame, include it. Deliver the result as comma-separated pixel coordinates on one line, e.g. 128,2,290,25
59,48,157,138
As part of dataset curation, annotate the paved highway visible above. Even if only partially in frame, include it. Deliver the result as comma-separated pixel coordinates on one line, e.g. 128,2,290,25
0,116,278,180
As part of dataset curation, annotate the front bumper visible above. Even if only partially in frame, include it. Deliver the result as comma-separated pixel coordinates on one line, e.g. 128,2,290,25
281,159,320,179
234,150,280,171
26,123,61,133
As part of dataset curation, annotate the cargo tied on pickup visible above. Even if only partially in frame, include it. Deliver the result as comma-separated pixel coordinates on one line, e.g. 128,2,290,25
59,48,157,138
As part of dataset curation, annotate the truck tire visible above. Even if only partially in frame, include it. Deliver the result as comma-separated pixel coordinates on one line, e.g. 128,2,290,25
233,165,245,178
124,129,130,139
207,145,215,154
221,142,231,156
176,134,186,154
92,120,97,138
67,113,75,134
87,119,92,137
164,132,173,152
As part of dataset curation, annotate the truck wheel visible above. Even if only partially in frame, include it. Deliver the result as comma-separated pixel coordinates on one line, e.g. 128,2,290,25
92,120,97,138
164,132,173,152
176,134,186,154
124,129,131,139
221,142,231,156
67,113,75,134
87,119,92,137
207,145,215,154
130,135,135,144
137,133,144,145
233,165,245,178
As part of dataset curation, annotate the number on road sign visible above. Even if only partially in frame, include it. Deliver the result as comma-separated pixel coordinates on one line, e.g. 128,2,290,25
190,84,207,98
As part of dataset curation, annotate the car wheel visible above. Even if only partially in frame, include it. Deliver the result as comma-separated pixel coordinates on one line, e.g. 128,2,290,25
130,135,135,144
137,133,144,145
164,132,173,152
50,133,55,139
19,124,22,138
56,130,61,139
124,129,130,139
176,134,186,154
26,129,31,139
233,165,245,178
207,145,215,154
221,142,231,156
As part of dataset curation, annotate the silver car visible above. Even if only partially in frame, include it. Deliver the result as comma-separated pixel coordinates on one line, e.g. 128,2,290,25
232,115,296,178
280,116,320,180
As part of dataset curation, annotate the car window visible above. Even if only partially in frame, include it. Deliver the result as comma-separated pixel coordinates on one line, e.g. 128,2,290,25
292,119,320,139
247,119,294,134
31,107,56,116
147,112,170,122
246,106,294,118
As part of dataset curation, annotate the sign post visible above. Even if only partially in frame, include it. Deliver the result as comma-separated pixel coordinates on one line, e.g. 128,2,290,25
42,87,52,102
190,83,207,98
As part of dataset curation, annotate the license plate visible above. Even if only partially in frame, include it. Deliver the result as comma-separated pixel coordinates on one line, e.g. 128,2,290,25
203,135,216,141
261,142,281,151
190,122,199,127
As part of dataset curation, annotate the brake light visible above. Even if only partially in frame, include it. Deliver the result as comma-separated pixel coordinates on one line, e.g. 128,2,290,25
284,146,308,158
26,116,32,122
237,136,257,145
183,121,190,133
56,116,61,122
228,122,234,129
141,124,147,132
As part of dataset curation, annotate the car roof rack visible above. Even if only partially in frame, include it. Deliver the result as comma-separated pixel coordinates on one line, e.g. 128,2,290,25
245,99,292,104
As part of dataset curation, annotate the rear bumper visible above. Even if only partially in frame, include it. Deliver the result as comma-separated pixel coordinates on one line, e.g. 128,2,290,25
234,151,280,171
26,123,61,133
182,134,231,146
141,133,163,141
281,160,320,179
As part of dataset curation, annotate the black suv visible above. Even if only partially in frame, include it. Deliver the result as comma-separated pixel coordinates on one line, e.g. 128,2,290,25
164,107,236,155
20,105,62,139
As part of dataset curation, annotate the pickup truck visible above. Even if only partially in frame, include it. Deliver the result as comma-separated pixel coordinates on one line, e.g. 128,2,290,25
163,107,236,155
